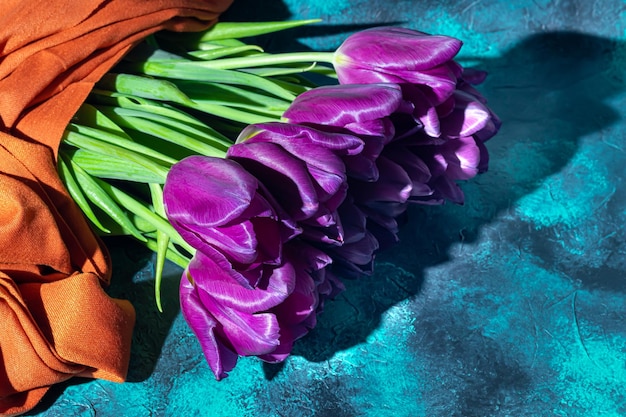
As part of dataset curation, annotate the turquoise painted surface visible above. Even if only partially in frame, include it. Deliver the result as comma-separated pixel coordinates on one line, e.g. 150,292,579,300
29,1,626,416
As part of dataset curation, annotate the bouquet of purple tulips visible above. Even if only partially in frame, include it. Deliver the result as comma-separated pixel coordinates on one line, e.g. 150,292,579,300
62,22,500,379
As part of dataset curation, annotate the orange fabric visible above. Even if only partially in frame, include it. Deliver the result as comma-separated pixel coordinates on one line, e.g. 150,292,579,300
0,0,233,415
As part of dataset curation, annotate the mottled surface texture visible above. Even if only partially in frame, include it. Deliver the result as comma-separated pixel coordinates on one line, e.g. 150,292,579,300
29,1,626,416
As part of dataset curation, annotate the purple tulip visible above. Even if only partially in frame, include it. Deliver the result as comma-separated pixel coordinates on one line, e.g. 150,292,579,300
181,240,337,379
164,156,299,288
180,250,292,379
405,135,482,204
400,69,500,204
282,83,406,138
333,27,463,105
227,122,363,246
340,149,416,249
282,83,411,182
281,83,416,259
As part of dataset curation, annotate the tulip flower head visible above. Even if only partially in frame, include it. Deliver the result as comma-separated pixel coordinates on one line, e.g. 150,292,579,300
163,156,299,288
283,83,410,182
180,238,337,379
333,27,464,105
228,122,363,246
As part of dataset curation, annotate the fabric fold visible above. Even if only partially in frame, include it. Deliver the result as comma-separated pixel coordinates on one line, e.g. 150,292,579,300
0,0,233,415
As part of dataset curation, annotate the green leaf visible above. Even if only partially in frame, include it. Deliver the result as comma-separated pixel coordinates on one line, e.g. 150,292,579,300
63,129,170,182
150,183,168,312
240,62,320,78
69,148,167,183
97,73,197,107
176,80,291,111
96,180,195,255
73,103,133,140
69,161,147,242
188,45,264,60
57,152,111,233
196,38,248,49
198,20,322,42
143,238,192,269
94,106,229,156
176,51,334,71
88,91,232,146
67,122,178,165
136,63,296,101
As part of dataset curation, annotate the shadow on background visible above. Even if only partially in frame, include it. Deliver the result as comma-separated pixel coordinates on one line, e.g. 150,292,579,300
276,31,625,372
103,238,183,383
221,0,401,52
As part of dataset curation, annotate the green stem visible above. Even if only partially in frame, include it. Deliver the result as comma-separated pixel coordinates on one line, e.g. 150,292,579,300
150,183,168,313
175,52,336,71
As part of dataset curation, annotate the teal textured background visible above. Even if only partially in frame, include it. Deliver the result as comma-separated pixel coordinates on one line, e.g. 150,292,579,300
29,1,626,416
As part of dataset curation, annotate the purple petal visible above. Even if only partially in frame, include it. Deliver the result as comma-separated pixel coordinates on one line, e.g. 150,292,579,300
412,174,465,205
331,230,379,266
180,273,238,380
436,95,456,119
343,154,379,181
315,269,345,302
164,156,284,267
191,276,282,357
257,327,299,363
363,200,410,218
401,84,440,137
336,196,367,244
228,141,319,221
412,147,448,179
343,133,391,181
475,110,502,143
259,242,335,362
359,205,400,237
271,268,317,326
237,124,355,201
461,68,488,85
188,252,295,314
283,83,404,130
165,156,258,227
208,304,281,357
335,27,462,73
345,117,396,139
350,156,413,206
277,142,347,200
476,139,490,173
440,91,490,138
395,64,459,104
360,208,401,249
238,122,363,156
441,136,482,180
382,145,434,197
192,244,260,289
334,28,462,104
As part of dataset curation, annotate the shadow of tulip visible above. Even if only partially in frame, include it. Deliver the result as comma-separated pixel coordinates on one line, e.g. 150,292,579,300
280,31,626,368
220,0,401,53
101,237,183,383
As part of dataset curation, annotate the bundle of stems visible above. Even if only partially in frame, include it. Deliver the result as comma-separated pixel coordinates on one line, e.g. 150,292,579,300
58,20,337,311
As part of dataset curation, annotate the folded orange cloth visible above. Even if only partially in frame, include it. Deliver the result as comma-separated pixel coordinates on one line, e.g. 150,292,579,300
0,0,233,415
